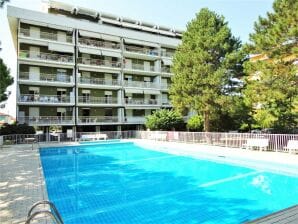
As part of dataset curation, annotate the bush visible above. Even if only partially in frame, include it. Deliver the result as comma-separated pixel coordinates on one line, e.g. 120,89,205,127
187,115,204,131
145,109,185,131
0,123,36,135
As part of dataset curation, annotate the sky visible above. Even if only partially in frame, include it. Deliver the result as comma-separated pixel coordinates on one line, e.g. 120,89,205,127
0,0,274,117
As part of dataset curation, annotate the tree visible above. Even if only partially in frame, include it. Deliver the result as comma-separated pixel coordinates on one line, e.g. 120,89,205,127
243,0,298,131
0,58,13,102
187,115,203,131
0,0,9,8
170,8,243,132
145,109,184,131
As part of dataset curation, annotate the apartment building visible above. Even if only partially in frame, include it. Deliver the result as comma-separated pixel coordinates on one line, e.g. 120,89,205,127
7,1,182,133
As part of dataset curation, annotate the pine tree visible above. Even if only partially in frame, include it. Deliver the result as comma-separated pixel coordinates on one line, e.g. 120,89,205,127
170,8,243,131
244,0,298,131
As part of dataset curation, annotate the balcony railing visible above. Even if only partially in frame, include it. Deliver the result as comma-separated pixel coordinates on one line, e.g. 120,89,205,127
79,77,121,86
125,98,159,105
125,116,146,123
77,57,121,68
161,51,174,58
19,72,72,83
21,116,74,125
19,94,72,104
19,28,72,43
78,38,120,49
161,84,171,90
78,96,119,104
125,63,155,72
123,80,159,88
124,45,158,56
161,66,171,73
78,116,119,124
19,50,74,63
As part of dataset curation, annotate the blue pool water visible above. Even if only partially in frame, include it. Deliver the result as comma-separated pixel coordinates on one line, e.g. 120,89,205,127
40,142,298,223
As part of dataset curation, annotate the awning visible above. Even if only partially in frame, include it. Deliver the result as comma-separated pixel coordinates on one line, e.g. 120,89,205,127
49,43,74,53
162,58,172,66
77,7,98,18
125,89,144,94
79,30,102,39
143,90,160,95
101,49,121,58
124,38,159,48
101,34,121,42
78,46,101,55
20,19,73,32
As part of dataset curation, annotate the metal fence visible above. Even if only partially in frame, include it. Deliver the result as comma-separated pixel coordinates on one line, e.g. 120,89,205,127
0,131,297,152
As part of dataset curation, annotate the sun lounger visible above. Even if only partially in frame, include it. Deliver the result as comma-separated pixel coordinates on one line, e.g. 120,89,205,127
149,132,167,141
283,140,298,154
80,133,107,141
244,138,269,151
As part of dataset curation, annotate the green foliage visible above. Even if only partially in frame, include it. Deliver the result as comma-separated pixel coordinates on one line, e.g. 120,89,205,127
170,8,244,132
187,115,203,131
244,0,298,131
145,109,184,131
0,123,36,135
0,58,13,102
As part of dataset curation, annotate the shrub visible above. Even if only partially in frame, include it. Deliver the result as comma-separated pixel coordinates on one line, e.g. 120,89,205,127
0,123,36,135
187,115,204,131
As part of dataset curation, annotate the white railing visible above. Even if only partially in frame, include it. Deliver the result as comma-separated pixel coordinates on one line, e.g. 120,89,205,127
161,51,174,58
78,38,120,49
161,101,171,106
124,98,159,105
19,50,74,63
161,84,171,90
78,116,119,124
79,77,121,86
125,63,156,72
125,116,146,123
124,45,159,56
136,131,298,152
1,131,297,153
123,80,159,88
77,57,121,68
21,116,74,125
161,66,171,73
19,94,72,103
19,28,73,43
19,72,72,83
78,96,119,104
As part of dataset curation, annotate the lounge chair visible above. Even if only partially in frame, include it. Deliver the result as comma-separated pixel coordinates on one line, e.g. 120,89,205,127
283,140,298,154
244,138,269,151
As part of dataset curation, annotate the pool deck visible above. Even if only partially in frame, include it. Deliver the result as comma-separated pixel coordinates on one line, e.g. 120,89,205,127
0,140,297,223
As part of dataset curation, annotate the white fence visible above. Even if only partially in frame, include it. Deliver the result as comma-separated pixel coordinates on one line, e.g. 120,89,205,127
1,131,297,152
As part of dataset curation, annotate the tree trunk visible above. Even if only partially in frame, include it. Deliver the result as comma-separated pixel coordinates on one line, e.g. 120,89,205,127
203,111,210,132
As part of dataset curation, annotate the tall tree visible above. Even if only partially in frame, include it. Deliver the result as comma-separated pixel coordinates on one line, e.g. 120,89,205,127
244,0,298,131
170,8,243,131
0,58,13,102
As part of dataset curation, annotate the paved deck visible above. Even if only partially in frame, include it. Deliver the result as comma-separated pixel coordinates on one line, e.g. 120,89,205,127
245,204,298,224
0,144,47,224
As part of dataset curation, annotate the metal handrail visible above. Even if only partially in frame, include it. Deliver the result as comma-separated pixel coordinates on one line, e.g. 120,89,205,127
26,200,63,224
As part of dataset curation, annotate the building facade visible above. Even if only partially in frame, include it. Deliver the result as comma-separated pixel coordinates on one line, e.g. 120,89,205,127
7,1,182,132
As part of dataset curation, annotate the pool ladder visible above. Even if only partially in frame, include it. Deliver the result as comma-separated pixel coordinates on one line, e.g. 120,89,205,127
25,200,64,224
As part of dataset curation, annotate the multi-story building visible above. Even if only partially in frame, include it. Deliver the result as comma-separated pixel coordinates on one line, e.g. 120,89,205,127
7,1,182,133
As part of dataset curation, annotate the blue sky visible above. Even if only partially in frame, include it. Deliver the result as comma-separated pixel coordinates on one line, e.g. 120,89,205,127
0,0,274,116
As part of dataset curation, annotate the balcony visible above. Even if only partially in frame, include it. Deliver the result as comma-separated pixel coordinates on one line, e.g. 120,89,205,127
161,101,172,107
79,77,121,87
78,38,120,50
78,116,119,124
124,63,158,75
124,45,159,60
19,28,73,43
161,66,171,74
19,72,73,86
123,80,159,89
125,98,159,106
19,50,74,64
77,58,121,70
161,51,174,58
18,94,73,105
78,96,119,105
21,116,74,126
125,116,146,124
161,83,171,90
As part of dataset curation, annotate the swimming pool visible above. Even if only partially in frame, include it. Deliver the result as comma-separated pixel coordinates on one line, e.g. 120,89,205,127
40,142,298,223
